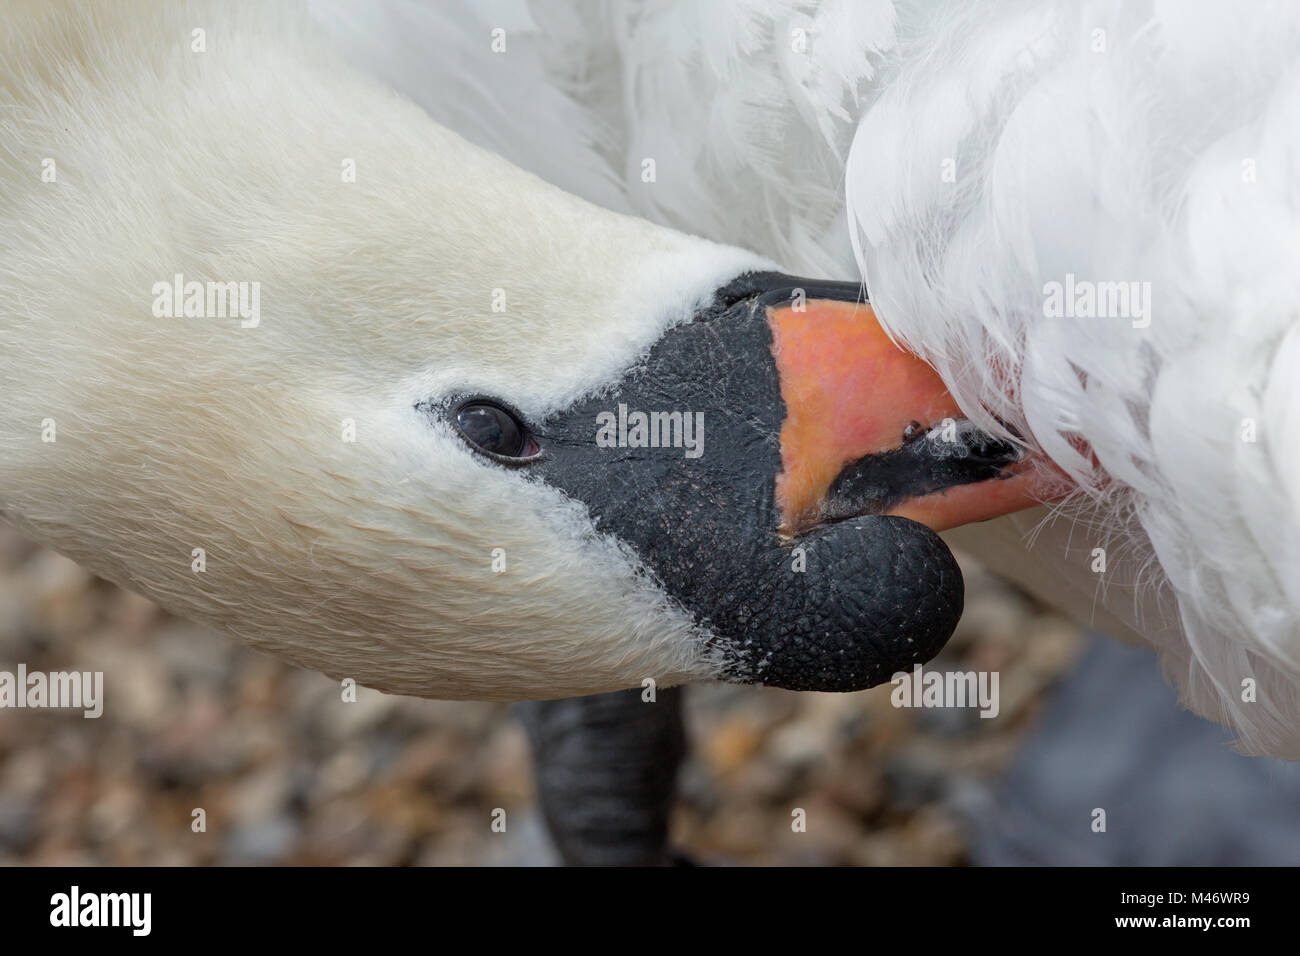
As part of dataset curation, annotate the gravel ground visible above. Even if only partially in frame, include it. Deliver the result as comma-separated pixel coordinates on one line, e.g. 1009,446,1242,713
0,526,1083,865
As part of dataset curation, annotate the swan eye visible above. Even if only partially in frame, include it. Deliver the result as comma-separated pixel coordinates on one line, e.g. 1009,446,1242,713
455,401,539,460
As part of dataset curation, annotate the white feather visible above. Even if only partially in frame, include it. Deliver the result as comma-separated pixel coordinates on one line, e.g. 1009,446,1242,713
845,0,1300,756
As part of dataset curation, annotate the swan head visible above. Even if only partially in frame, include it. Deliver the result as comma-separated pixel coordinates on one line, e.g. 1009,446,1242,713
1,2,1058,701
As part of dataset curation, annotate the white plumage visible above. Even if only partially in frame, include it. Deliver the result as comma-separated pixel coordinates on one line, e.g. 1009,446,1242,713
311,0,1300,755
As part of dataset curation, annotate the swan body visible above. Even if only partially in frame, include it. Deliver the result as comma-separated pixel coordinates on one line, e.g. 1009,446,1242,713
4,0,1300,758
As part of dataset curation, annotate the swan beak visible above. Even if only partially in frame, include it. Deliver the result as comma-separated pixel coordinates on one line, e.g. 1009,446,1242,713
769,293,1065,536
532,273,1065,695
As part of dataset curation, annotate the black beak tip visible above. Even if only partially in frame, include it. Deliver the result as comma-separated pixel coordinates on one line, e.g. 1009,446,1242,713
734,515,965,693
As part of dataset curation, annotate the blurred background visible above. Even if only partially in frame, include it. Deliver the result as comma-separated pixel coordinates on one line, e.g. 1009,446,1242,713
2,524,1298,866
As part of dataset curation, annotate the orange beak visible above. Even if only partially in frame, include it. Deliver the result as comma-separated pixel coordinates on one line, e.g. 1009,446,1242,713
769,296,1067,537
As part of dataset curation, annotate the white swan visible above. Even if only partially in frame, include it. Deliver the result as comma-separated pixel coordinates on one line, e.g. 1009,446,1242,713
3,1,1299,759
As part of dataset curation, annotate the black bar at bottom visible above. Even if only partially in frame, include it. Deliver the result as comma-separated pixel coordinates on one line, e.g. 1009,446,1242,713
0,865,1279,942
